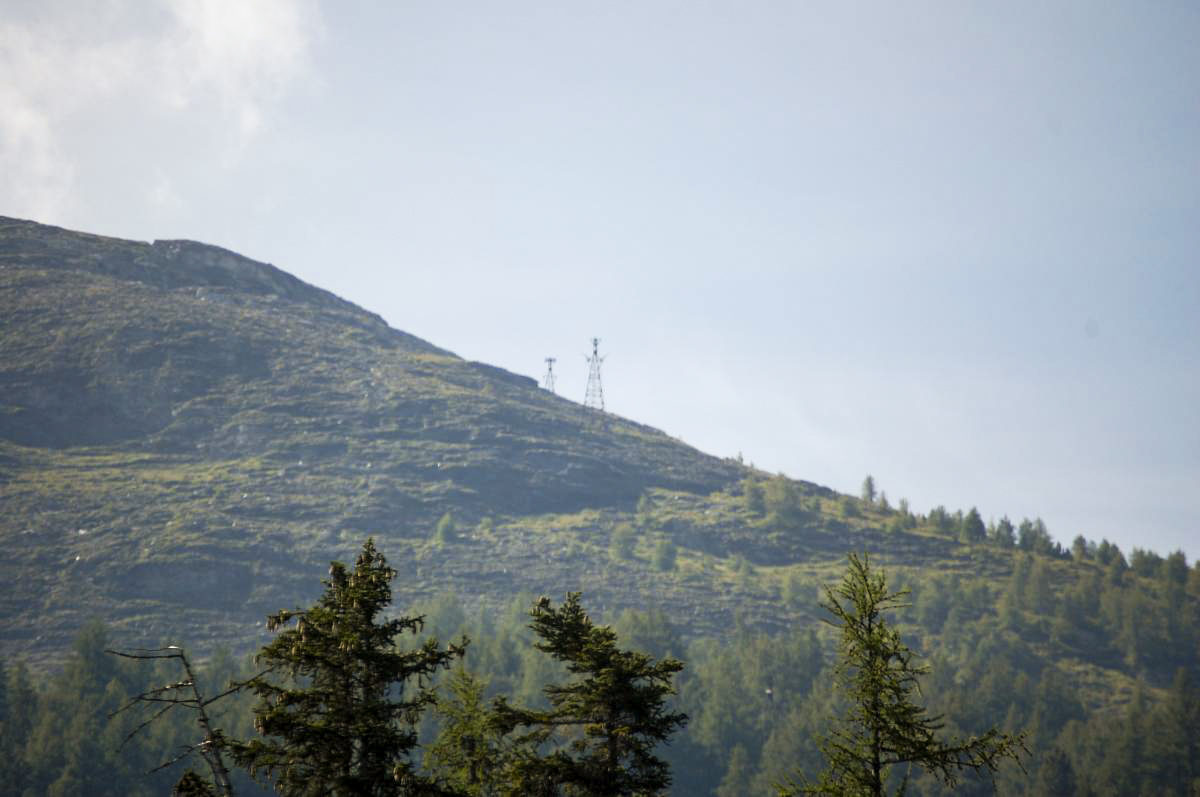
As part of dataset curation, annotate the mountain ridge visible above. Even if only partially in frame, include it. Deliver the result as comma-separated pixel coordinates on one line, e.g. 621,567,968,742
3,216,372,318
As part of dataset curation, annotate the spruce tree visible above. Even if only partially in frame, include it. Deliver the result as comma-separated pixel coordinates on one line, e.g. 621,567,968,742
780,553,1025,797
493,593,687,797
231,538,464,796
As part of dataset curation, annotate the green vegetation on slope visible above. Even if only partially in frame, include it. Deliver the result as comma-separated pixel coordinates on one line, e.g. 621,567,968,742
3,537,1198,796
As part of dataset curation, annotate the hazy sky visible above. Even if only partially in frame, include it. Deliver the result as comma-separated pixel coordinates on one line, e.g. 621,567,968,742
3,1,1197,559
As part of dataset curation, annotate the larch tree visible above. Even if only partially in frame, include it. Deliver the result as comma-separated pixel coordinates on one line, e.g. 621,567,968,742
780,553,1025,797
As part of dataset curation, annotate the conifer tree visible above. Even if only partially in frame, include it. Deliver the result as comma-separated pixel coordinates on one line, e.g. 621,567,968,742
493,593,687,797
426,666,509,796
1032,747,1077,796
959,507,986,544
780,553,1025,797
860,476,876,506
231,538,465,796
716,744,755,797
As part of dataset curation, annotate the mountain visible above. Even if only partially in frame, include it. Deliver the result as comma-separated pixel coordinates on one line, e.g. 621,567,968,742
7,217,1200,797
0,216,1189,691
1,215,778,663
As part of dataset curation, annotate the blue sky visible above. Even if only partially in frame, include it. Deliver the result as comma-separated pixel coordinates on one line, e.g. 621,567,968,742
2,1,1197,559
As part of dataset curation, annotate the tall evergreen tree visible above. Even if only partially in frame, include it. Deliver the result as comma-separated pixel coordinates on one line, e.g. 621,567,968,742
716,744,755,797
1151,668,1200,793
231,538,465,796
426,666,509,796
493,593,687,797
1032,747,1076,796
860,476,877,507
990,516,1016,548
959,508,985,544
780,553,1025,797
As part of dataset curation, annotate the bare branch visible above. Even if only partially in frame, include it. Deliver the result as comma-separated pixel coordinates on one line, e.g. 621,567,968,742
148,744,204,774
107,645,242,797
116,701,176,751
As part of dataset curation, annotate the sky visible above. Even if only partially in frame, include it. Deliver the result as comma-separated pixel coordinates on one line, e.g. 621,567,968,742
2,1,1197,560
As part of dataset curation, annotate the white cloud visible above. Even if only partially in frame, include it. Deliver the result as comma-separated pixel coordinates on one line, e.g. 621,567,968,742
165,0,320,138
0,0,322,223
0,81,74,222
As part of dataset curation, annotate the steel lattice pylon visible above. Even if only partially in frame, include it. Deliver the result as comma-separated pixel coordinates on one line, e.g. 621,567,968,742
583,337,605,412
543,357,557,393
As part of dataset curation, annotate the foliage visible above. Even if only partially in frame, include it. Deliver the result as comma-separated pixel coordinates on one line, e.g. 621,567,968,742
654,539,678,572
426,666,509,796
742,476,767,517
610,523,637,562
783,571,812,610
990,516,1016,548
636,494,656,528
780,553,1026,796
959,507,985,544
7,543,1200,797
859,476,876,507
434,512,458,546
764,475,808,526
0,622,263,796
1018,519,1060,557
230,538,465,796
493,593,688,796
